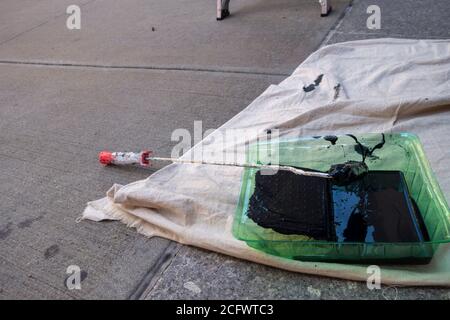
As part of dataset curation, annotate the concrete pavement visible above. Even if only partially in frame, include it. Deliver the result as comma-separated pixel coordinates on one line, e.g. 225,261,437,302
0,0,449,299
0,63,282,299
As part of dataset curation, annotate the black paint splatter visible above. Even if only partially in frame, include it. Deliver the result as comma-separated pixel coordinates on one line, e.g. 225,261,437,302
44,244,60,259
346,133,386,162
0,223,12,240
314,74,324,86
303,74,324,92
324,135,338,145
18,214,44,229
333,83,341,100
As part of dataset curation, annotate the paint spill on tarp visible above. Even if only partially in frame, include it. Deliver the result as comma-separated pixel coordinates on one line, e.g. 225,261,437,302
303,74,324,92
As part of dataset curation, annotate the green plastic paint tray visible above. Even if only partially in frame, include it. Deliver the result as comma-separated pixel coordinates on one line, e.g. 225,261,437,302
232,133,450,264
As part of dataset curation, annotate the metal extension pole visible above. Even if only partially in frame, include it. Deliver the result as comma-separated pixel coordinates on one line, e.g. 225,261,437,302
99,151,332,179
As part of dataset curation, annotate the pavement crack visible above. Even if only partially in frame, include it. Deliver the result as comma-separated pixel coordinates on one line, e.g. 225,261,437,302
0,20,52,48
0,60,289,77
319,0,354,48
127,241,182,300
142,244,183,299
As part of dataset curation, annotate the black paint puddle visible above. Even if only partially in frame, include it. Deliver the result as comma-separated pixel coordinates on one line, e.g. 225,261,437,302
247,170,429,244
332,171,429,243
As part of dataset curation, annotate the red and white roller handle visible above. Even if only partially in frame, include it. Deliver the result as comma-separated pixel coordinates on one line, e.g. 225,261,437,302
99,151,152,167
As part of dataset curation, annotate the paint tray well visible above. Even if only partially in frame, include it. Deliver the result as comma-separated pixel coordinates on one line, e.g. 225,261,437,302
232,133,450,264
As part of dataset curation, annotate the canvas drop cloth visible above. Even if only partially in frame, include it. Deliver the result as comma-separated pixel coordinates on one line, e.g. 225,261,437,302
83,38,450,286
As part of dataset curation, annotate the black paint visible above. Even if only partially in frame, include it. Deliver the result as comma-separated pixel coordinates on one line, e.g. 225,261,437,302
247,170,334,240
332,171,429,243
347,133,386,162
44,244,60,259
333,83,341,100
324,135,338,145
0,223,12,240
303,84,316,92
328,161,368,185
303,74,324,92
247,170,428,244
17,214,44,229
326,133,385,184
314,74,324,86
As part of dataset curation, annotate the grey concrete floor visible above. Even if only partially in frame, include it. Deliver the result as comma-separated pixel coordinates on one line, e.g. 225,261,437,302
0,0,448,299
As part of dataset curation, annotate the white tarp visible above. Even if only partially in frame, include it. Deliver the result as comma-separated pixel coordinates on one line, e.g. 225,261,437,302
83,38,450,286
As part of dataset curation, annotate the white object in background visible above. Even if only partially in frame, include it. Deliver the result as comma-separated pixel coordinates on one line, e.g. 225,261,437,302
216,0,332,20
